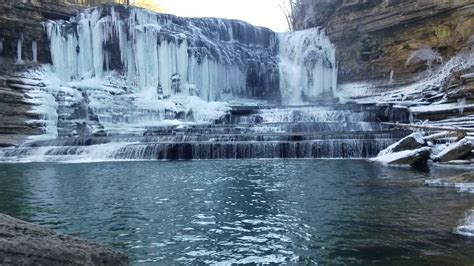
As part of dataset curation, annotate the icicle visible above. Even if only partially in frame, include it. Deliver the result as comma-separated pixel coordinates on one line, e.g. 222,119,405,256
0,37,3,54
32,40,38,63
44,6,269,102
16,37,23,64
389,70,394,84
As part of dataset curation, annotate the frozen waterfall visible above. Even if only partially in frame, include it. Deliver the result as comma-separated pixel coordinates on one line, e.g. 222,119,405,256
0,4,389,163
45,5,337,105
279,29,337,105
45,5,280,102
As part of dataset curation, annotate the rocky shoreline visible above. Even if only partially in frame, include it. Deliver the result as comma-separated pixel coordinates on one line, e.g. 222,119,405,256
0,213,128,265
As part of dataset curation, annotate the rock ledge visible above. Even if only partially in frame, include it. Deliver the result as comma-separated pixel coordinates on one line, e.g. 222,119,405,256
0,213,128,266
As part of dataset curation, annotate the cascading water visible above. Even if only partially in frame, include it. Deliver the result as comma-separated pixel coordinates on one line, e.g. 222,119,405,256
279,28,337,105
0,4,409,162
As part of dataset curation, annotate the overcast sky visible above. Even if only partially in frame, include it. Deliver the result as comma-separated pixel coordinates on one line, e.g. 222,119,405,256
157,0,289,32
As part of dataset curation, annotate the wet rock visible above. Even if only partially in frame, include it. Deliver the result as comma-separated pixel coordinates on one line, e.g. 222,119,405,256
372,147,431,166
377,132,425,157
433,138,472,162
0,213,128,266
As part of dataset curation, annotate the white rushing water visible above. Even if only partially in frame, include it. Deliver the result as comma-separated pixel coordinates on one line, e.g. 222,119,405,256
279,28,337,105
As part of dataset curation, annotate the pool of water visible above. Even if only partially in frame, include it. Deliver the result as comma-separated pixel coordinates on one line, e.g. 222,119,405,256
0,160,473,264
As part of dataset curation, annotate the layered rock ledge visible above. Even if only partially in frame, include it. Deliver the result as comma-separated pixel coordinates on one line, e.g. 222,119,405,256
293,0,474,82
0,213,128,265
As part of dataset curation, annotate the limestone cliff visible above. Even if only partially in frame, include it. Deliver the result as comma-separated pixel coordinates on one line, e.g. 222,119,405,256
0,0,81,64
292,0,474,82
0,1,82,146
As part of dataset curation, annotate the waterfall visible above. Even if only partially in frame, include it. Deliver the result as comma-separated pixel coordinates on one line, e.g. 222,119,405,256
278,28,337,105
0,4,397,164
45,5,279,102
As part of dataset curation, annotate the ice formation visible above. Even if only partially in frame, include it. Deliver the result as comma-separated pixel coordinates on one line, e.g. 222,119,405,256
32,40,38,63
279,28,337,104
16,38,23,64
45,5,280,102
0,5,385,163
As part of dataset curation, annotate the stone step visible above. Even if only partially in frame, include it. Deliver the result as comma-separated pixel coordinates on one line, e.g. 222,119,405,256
26,130,409,147
4,138,400,160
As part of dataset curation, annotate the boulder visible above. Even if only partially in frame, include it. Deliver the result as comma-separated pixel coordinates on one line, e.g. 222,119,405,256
377,132,425,157
372,147,431,166
0,213,128,266
433,138,472,162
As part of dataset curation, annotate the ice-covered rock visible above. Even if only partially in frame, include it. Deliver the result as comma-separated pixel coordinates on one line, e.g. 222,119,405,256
371,147,431,166
433,138,472,162
456,210,474,237
377,132,425,157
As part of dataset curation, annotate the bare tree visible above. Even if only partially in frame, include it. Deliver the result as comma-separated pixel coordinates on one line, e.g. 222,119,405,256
278,0,302,32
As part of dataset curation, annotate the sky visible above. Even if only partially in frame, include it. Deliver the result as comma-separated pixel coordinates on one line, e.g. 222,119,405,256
157,0,290,32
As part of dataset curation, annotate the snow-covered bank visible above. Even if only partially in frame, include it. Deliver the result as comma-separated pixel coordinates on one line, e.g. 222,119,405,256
337,49,474,131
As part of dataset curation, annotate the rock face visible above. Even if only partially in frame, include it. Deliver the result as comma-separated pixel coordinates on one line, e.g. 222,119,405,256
292,0,474,82
0,0,83,146
0,213,128,265
0,0,81,64
0,73,48,147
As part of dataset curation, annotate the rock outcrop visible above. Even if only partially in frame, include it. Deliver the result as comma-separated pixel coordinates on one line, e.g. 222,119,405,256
0,213,128,265
371,146,431,166
433,138,472,162
0,1,83,146
292,0,474,82
0,0,81,64
377,132,425,157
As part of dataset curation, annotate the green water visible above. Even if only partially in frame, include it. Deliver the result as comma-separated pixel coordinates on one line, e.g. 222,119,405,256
0,160,473,264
